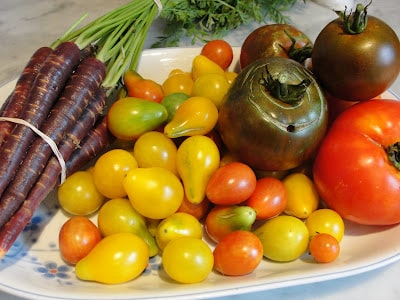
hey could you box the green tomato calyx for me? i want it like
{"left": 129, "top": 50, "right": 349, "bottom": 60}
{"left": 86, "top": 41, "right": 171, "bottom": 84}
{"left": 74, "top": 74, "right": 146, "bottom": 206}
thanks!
{"left": 387, "top": 142, "right": 400, "bottom": 170}
{"left": 335, "top": 1, "right": 372, "bottom": 34}
{"left": 281, "top": 30, "right": 313, "bottom": 63}
{"left": 260, "top": 65, "right": 311, "bottom": 104}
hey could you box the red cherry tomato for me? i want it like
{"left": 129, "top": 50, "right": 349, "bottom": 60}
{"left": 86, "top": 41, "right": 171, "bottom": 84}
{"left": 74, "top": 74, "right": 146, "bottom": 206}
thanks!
{"left": 58, "top": 216, "right": 102, "bottom": 265}
{"left": 245, "top": 177, "right": 287, "bottom": 220}
{"left": 213, "top": 230, "right": 263, "bottom": 276}
{"left": 309, "top": 233, "right": 340, "bottom": 263}
{"left": 205, "top": 162, "right": 257, "bottom": 205}
{"left": 201, "top": 40, "right": 234, "bottom": 70}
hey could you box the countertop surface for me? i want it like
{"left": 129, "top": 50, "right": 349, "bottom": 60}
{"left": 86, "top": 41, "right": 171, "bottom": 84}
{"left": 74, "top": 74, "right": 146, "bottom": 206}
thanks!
{"left": 1, "top": 1, "right": 400, "bottom": 299}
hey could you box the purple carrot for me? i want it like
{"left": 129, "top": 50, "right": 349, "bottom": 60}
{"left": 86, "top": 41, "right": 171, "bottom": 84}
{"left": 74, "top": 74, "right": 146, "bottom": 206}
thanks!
{"left": 0, "top": 47, "right": 53, "bottom": 146}
{"left": 0, "top": 42, "right": 81, "bottom": 198}
{"left": 0, "top": 88, "right": 107, "bottom": 258}
{"left": 0, "top": 56, "right": 106, "bottom": 228}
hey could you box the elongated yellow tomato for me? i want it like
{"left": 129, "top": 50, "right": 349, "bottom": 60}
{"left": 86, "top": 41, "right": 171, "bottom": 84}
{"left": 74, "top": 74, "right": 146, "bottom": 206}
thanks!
{"left": 155, "top": 212, "right": 203, "bottom": 250}
{"left": 176, "top": 135, "right": 220, "bottom": 204}
{"left": 97, "top": 198, "right": 159, "bottom": 256}
{"left": 191, "top": 74, "right": 230, "bottom": 108}
{"left": 191, "top": 55, "right": 226, "bottom": 80}
{"left": 164, "top": 96, "right": 218, "bottom": 138}
{"left": 123, "top": 167, "right": 184, "bottom": 219}
{"left": 283, "top": 173, "right": 319, "bottom": 219}
{"left": 133, "top": 131, "right": 178, "bottom": 175}
{"left": 75, "top": 232, "right": 149, "bottom": 284}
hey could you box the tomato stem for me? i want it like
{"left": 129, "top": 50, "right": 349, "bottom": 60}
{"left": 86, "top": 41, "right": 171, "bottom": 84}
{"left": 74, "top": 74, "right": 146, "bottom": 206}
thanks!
{"left": 260, "top": 65, "right": 311, "bottom": 103}
{"left": 387, "top": 142, "right": 400, "bottom": 170}
{"left": 335, "top": 0, "right": 372, "bottom": 34}
{"left": 282, "top": 30, "right": 313, "bottom": 63}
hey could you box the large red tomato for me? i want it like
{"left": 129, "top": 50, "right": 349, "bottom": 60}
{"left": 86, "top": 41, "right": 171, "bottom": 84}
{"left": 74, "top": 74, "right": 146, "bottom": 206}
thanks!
{"left": 313, "top": 99, "right": 400, "bottom": 225}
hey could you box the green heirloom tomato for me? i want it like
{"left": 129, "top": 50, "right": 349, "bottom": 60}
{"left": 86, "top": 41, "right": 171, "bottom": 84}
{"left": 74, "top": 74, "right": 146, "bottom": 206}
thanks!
{"left": 218, "top": 56, "right": 328, "bottom": 171}
{"left": 107, "top": 97, "right": 168, "bottom": 140}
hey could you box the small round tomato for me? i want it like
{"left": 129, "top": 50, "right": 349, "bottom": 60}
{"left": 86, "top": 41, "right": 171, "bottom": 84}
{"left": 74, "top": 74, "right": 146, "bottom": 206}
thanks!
{"left": 133, "top": 131, "right": 178, "bottom": 175}
{"left": 58, "top": 170, "right": 105, "bottom": 216}
{"left": 213, "top": 230, "right": 263, "bottom": 276}
{"left": 283, "top": 173, "right": 319, "bottom": 219}
{"left": 254, "top": 215, "right": 309, "bottom": 262}
{"left": 127, "top": 78, "right": 164, "bottom": 103}
{"left": 123, "top": 167, "right": 184, "bottom": 219}
{"left": 309, "top": 233, "right": 340, "bottom": 263}
{"left": 245, "top": 177, "right": 287, "bottom": 220}
{"left": 191, "top": 73, "right": 230, "bottom": 108}
{"left": 93, "top": 149, "right": 138, "bottom": 199}
{"left": 162, "top": 237, "right": 214, "bottom": 283}
{"left": 206, "top": 162, "right": 257, "bottom": 206}
{"left": 58, "top": 216, "right": 102, "bottom": 265}
{"left": 201, "top": 40, "right": 234, "bottom": 70}
{"left": 75, "top": 232, "right": 149, "bottom": 284}
{"left": 155, "top": 212, "right": 203, "bottom": 250}
{"left": 162, "top": 72, "right": 194, "bottom": 96}
{"left": 305, "top": 208, "right": 345, "bottom": 242}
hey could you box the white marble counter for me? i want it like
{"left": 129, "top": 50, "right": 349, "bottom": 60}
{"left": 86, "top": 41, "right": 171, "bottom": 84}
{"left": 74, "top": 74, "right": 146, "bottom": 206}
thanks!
{"left": 0, "top": 1, "right": 400, "bottom": 299}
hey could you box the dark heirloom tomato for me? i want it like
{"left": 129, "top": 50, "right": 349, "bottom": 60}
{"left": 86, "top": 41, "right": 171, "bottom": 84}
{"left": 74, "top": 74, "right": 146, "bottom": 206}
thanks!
{"left": 240, "top": 24, "right": 313, "bottom": 69}
{"left": 313, "top": 100, "right": 400, "bottom": 225}
{"left": 218, "top": 56, "right": 327, "bottom": 171}
{"left": 312, "top": 4, "right": 400, "bottom": 101}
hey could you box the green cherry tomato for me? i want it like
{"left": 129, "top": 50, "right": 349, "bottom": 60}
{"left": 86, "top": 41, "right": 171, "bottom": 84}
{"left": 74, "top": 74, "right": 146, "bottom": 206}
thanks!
{"left": 107, "top": 97, "right": 168, "bottom": 140}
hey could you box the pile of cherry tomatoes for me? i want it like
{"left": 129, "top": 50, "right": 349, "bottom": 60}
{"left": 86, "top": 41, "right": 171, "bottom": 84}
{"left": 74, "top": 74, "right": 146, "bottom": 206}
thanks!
{"left": 57, "top": 39, "right": 345, "bottom": 285}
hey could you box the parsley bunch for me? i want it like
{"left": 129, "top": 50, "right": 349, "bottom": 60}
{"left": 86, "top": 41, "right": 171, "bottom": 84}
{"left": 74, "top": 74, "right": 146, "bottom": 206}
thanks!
{"left": 154, "top": 0, "right": 304, "bottom": 47}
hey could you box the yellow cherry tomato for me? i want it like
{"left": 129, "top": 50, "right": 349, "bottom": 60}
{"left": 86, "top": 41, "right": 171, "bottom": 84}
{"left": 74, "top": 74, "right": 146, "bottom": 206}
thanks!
{"left": 254, "top": 215, "right": 309, "bottom": 262}
{"left": 191, "top": 74, "right": 230, "bottom": 108}
{"left": 58, "top": 170, "right": 105, "bottom": 216}
{"left": 162, "top": 237, "right": 214, "bottom": 283}
{"left": 93, "top": 149, "right": 138, "bottom": 199}
{"left": 176, "top": 135, "right": 220, "bottom": 204}
{"left": 283, "top": 172, "right": 319, "bottom": 219}
{"left": 155, "top": 212, "right": 203, "bottom": 250}
{"left": 133, "top": 131, "right": 178, "bottom": 175}
{"left": 75, "top": 232, "right": 149, "bottom": 284}
{"left": 123, "top": 167, "right": 184, "bottom": 219}
{"left": 305, "top": 208, "right": 345, "bottom": 242}
{"left": 191, "top": 54, "right": 226, "bottom": 80}
{"left": 162, "top": 72, "right": 194, "bottom": 96}
{"left": 164, "top": 96, "right": 218, "bottom": 138}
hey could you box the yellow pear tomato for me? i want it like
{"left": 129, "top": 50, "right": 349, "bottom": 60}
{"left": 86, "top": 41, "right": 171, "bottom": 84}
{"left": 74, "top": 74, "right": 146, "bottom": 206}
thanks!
{"left": 164, "top": 96, "right": 218, "bottom": 138}
{"left": 123, "top": 167, "right": 184, "bottom": 219}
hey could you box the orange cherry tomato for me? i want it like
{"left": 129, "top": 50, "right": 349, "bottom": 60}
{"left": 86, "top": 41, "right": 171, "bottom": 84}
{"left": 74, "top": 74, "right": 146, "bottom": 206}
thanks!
{"left": 58, "top": 216, "right": 102, "bottom": 265}
{"left": 245, "top": 177, "right": 288, "bottom": 220}
{"left": 205, "top": 162, "right": 257, "bottom": 205}
{"left": 309, "top": 233, "right": 340, "bottom": 263}
{"left": 201, "top": 40, "right": 234, "bottom": 70}
{"left": 177, "top": 195, "right": 211, "bottom": 220}
{"left": 213, "top": 230, "right": 263, "bottom": 276}
{"left": 127, "top": 78, "right": 164, "bottom": 103}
